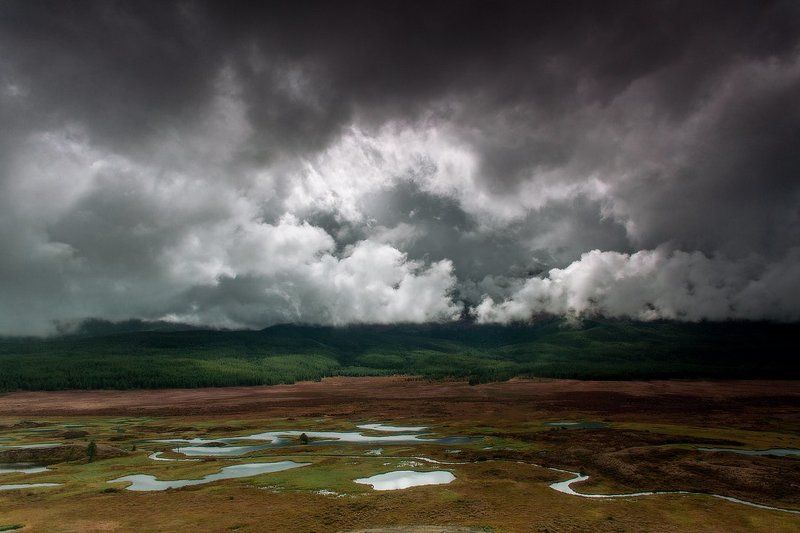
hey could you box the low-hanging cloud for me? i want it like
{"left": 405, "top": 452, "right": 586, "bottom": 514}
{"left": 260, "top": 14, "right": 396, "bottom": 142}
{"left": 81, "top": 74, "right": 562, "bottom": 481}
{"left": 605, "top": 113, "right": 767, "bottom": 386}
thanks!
{"left": 1, "top": 1, "right": 799, "bottom": 334}
{"left": 171, "top": 239, "right": 461, "bottom": 329}
{"left": 474, "top": 248, "right": 800, "bottom": 323}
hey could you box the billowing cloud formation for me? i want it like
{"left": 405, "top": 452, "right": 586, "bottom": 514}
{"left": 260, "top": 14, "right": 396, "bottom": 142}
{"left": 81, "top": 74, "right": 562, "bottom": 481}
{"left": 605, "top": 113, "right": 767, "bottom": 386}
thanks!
{"left": 0, "top": 1, "right": 799, "bottom": 334}
{"left": 474, "top": 248, "right": 800, "bottom": 323}
{"left": 174, "top": 239, "right": 460, "bottom": 329}
{"left": 0, "top": 119, "right": 460, "bottom": 334}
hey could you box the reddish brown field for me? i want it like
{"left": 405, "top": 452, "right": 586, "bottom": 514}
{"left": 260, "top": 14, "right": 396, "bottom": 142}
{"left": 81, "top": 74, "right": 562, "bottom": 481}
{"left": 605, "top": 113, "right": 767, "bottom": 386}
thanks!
{"left": 1, "top": 377, "right": 798, "bottom": 423}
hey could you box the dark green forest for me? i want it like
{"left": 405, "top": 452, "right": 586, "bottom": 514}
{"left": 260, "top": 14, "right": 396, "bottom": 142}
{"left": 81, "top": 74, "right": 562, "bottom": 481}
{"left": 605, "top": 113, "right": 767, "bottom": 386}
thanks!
{"left": 0, "top": 319, "right": 798, "bottom": 391}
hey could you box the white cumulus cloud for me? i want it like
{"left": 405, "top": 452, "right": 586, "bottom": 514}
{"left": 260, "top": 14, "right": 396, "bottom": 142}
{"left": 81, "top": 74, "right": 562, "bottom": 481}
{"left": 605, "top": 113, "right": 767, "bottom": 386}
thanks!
{"left": 474, "top": 248, "right": 800, "bottom": 323}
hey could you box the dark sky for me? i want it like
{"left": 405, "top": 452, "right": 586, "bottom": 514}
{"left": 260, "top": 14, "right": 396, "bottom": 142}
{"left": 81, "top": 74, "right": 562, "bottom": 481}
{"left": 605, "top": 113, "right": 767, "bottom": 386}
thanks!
{"left": 1, "top": 1, "right": 799, "bottom": 334}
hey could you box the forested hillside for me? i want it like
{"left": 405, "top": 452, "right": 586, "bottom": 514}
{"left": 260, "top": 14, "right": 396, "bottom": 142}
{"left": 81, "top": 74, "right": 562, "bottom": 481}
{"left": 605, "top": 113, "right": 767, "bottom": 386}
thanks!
{"left": 0, "top": 319, "right": 797, "bottom": 391}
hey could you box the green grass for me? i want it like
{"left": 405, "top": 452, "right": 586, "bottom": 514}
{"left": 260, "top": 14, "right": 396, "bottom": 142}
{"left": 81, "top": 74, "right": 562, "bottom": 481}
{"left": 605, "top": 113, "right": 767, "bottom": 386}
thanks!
{"left": 2, "top": 414, "right": 799, "bottom": 531}
{"left": 0, "top": 318, "right": 798, "bottom": 391}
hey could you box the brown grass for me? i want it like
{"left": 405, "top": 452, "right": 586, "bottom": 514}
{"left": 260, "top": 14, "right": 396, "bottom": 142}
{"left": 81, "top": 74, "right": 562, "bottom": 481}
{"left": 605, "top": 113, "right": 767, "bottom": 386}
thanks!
{"left": 1, "top": 378, "right": 799, "bottom": 532}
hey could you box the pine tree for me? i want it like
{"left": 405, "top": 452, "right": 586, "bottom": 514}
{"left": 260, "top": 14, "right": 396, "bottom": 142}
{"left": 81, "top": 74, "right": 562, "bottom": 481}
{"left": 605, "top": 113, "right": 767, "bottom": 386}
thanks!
{"left": 87, "top": 440, "right": 97, "bottom": 462}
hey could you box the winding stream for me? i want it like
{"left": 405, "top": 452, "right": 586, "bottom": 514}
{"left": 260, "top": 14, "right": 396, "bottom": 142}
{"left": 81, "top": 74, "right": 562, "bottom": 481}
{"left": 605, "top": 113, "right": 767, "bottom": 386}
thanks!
{"left": 697, "top": 447, "right": 800, "bottom": 457}
{"left": 548, "top": 468, "right": 800, "bottom": 515}
{"left": 543, "top": 421, "right": 608, "bottom": 430}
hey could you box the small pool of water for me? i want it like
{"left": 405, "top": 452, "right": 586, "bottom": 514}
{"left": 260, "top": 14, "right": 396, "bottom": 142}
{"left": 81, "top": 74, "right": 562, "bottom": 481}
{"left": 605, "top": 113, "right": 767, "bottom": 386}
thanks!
{"left": 354, "top": 470, "right": 455, "bottom": 491}
{"left": 0, "top": 443, "right": 62, "bottom": 450}
{"left": 357, "top": 423, "right": 427, "bottom": 432}
{"left": 697, "top": 447, "right": 800, "bottom": 457}
{"left": 148, "top": 452, "right": 199, "bottom": 462}
{"left": 156, "top": 427, "right": 472, "bottom": 457}
{"left": 239, "top": 430, "right": 441, "bottom": 444}
{"left": 0, "top": 483, "right": 61, "bottom": 491}
{"left": 108, "top": 461, "right": 310, "bottom": 491}
{"left": 0, "top": 463, "right": 49, "bottom": 474}
{"left": 175, "top": 444, "right": 274, "bottom": 457}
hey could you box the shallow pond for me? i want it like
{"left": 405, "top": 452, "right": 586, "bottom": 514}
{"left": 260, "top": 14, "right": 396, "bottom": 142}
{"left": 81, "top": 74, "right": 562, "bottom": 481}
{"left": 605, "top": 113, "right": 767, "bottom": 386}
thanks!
{"left": 0, "top": 483, "right": 60, "bottom": 491}
{"left": 354, "top": 470, "right": 455, "bottom": 490}
{"left": 175, "top": 444, "right": 274, "bottom": 457}
{"left": 357, "top": 423, "right": 427, "bottom": 432}
{"left": 156, "top": 427, "right": 471, "bottom": 457}
{"left": 108, "top": 461, "right": 310, "bottom": 491}
{"left": 0, "top": 443, "right": 61, "bottom": 450}
{"left": 147, "top": 452, "right": 198, "bottom": 462}
{"left": 235, "top": 429, "right": 456, "bottom": 444}
{"left": 0, "top": 463, "right": 49, "bottom": 474}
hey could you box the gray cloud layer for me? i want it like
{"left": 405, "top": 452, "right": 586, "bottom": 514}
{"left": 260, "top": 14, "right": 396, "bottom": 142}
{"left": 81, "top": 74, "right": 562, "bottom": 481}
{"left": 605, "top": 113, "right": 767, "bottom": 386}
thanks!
{"left": 1, "top": 1, "right": 799, "bottom": 334}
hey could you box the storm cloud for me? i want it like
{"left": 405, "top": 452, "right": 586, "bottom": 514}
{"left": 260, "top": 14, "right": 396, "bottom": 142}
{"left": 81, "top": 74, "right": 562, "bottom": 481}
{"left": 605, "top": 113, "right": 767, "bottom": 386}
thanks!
{"left": 1, "top": 1, "right": 799, "bottom": 334}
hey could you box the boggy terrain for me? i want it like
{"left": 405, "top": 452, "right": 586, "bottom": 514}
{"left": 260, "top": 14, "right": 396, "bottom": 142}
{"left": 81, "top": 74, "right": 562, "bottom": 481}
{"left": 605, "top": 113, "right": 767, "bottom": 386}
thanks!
{"left": 0, "top": 377, "right": 799, "bottom": 532}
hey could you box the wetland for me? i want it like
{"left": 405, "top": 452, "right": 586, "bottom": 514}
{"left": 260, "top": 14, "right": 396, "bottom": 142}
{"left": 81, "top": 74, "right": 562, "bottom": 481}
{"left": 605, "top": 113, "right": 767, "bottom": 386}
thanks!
{"left": 0, "top": 377, "right": 799, "bottom": 532}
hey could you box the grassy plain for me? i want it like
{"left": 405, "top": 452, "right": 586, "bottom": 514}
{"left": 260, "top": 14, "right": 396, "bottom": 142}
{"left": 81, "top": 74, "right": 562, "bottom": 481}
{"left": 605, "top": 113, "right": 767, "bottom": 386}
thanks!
{"left": 0, "top": 378, "right": 799, "bottom": 532}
